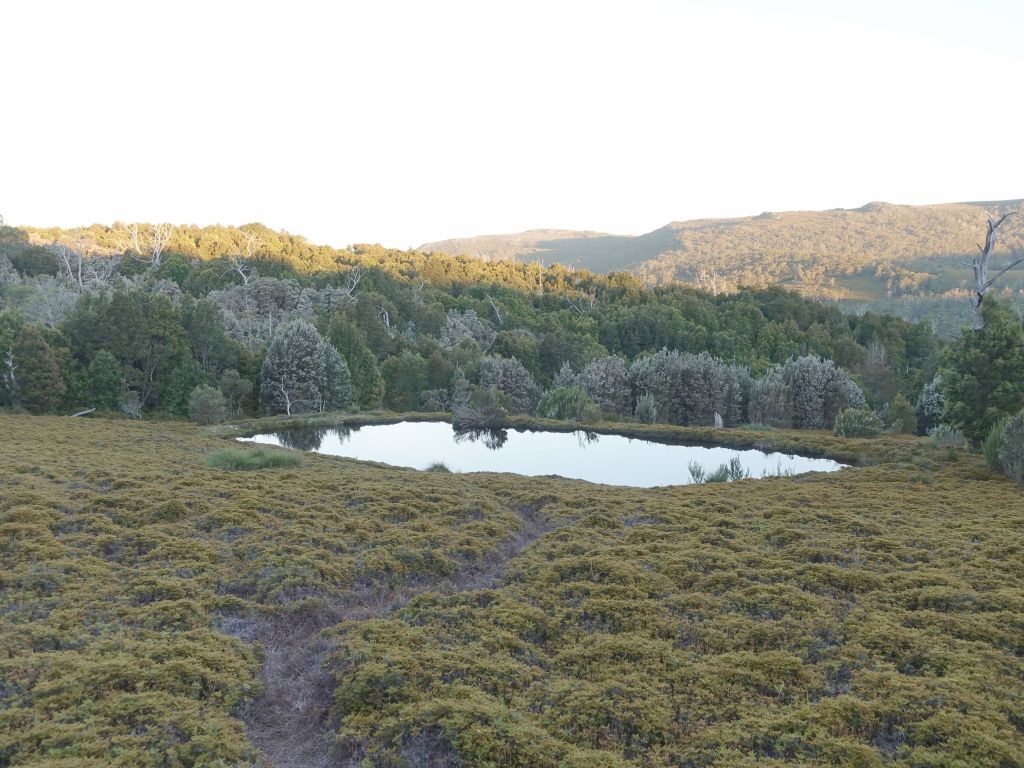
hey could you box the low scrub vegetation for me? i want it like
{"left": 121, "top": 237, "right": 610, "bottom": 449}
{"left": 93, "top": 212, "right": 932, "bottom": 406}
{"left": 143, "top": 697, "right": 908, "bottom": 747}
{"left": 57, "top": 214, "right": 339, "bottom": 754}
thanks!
{"left": 2, "top": 414, "right": 1022, "bottom": 766}
{"left": 833, "top": 407, "right": 884, "bottom": 438}
{"left": 984, "top": 409, "right": 1024, "bottom": 484}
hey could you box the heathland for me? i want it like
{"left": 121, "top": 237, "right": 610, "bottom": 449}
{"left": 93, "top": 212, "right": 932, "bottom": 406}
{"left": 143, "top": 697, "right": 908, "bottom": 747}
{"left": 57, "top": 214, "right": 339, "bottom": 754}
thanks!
{"left": 3, "top": 414, "right": 1024, "bottom": 766}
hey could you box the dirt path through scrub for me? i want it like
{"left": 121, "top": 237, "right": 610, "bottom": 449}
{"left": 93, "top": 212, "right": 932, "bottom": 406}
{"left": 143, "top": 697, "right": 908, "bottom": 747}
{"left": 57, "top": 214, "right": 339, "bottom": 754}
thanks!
{"left": 235, "top": 501, "right": 556, "bottom": 768}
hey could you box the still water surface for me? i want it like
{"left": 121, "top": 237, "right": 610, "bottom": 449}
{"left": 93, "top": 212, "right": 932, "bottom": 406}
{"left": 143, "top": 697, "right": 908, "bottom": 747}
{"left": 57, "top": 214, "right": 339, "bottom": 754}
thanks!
{"left": 241, "top": 421, "right": 844, "bottom": 488}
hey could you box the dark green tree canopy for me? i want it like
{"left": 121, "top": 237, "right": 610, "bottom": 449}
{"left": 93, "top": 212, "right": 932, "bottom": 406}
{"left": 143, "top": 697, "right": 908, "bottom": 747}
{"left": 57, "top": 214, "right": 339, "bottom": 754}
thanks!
{"left": 941, "top": 299, "right": 1024, "bottom": 444}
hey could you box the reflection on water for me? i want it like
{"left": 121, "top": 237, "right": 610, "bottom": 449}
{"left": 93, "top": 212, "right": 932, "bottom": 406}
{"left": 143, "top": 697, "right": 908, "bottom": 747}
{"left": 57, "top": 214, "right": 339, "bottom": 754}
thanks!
{"left": 240, "top": 420, "right": 846, "bottom": 488}
{"left": 275, "top": 426, "right": 353, "bottom": 452}
{"left": 453, "top": 427, "right": 508, "bottom": 450}
{"left": 275, "top": 427, "right": 326, "bottom": 452}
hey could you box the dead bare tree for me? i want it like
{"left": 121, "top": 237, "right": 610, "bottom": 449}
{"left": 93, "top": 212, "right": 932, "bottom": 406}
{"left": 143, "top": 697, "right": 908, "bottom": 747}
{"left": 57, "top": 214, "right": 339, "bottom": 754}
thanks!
{"left": 564, "top": 289, "right": 597, "bottom": 316}
{"left": 54, "top": 244, "right": 84, "bottom": 290}
{"left": 341, "top": 267, "right": 363, "bottom": 300}
{"left": 962, "top": 212, "right": 1021, "bottom": 330}
{"left": 3, "top": 348, "right": 16, "bottom": 394}
{"left": 120, "top": 223, "right": 142, "bottom": 256}
{"left": 150, "top": 223, "right": 173, "bottom": 267}
{"left": 376, "top": 305, "right": 393, "bottom": 336}
{"left": 226, "top": 231, "right": 261, "bottom": 285}
{"left": 228, "top": 254, "right": 252, "bottom": 285}
{"left": 243, "top": 230, "right": 261, "bottom": 260}
{"left": 121, "top": 223, "right": 174, "bottom": 268}
{"left": 486, "top": 294, "right": 503, "bottom": 326}
{"left": 695, "top": 266, "right": 721, "bottom": 296}
{"left": 83, "top": 254, "right": 120, "bottom": 287}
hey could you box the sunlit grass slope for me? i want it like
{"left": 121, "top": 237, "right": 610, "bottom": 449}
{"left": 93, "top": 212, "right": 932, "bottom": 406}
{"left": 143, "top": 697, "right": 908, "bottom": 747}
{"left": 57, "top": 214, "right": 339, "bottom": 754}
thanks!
{"left": 2, "top": 414, "right": 1023, "bottom": 766}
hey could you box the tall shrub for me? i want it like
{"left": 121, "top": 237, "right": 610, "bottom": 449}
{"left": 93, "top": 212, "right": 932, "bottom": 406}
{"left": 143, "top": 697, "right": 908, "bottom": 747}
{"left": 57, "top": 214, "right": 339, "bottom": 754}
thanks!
{"left": 941, "top": 299, "right": 1024, "bottom": 444}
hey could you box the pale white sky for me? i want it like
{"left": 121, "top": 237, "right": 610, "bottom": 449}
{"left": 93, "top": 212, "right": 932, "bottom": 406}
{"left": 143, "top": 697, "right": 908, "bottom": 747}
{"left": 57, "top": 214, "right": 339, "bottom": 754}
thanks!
{"left": 2, "top": 0, "right": 1022, "bottom": 248}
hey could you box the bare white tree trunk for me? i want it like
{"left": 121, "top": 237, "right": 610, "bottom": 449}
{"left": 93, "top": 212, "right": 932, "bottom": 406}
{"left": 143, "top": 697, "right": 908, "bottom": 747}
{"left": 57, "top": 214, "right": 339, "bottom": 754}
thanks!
{"left": 229, "top": 253, "right": 252, "bottom": 285}
{"left": 277, "top": 383, "right": 293, "bottom": 416}
{"left": 965, "top": 213, "right": 1021, "bottom": 330}
{"left": 55, "top": 244, "right": 84, "bottom": 291}
{"left": 486, "top": 294, "right": 503, "bottom": 326}
{"left": 3, "top": 348, "right": 16, "bottom": 394}
{"left": 150, "top": 223, "right": 173, "bottom": 267}
{"left": 121, "top": 223, "right": 174, "bottom": 268}
{"left": 377, "top": 305, "right": 393, "bottom": 335}
{"left": 341, "top": 267, "right": 362, "bottom": 300}
{"left": 564, "top": 289, "right": 596, "bottom": 316}
{"left": 122, "top": 223, "right": 143, "bottom": 255}
{"left": 696, "top": 266, "right": 721, "bottom": 296}
{"left": 228, "top": 230, "right": 262, "bottom": 285}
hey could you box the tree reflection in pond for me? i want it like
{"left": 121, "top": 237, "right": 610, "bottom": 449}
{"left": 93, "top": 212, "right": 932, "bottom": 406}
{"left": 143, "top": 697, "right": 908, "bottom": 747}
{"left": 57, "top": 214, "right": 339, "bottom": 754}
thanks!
{"left": 241, "top": 421, "right": 846, "bottom": 488}
{"left": 453, "top": 427, "right": 508, "bottom": 450}
{"left": 275, "top": 427, "right": 328, "bottom": 452}
{"left": 275, "top": 426, "right": 353, "bottom": 451}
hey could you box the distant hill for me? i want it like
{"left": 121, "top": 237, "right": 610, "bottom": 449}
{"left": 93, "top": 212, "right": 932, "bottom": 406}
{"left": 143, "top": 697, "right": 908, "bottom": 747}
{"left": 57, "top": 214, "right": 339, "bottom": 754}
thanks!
{"left": 420, "top": 227, "right": 682, "bottom": 275}
{"left": 420, "top": 201, "right": 1024, "bottom": 303}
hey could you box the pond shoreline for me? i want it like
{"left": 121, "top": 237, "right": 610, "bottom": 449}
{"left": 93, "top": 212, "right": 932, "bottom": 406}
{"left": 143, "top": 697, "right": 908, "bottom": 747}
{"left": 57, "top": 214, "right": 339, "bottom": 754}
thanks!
{"left": 211, "top": 410, "right": 918, "bottom": 466}
{"left": 232, "top": 417, "right": 849, "bottom": 487}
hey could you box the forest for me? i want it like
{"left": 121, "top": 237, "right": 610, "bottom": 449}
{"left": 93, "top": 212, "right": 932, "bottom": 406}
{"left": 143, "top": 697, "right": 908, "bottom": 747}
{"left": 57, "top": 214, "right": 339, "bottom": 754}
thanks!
{"left": 0, "top": 221, "right": 944, "bottom": 432}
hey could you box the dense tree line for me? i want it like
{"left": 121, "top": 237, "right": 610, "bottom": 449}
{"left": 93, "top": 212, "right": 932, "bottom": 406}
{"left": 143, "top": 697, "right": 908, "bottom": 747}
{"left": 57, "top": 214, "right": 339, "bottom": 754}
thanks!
{"left": 0, "top": 221, "right": 964, "bottom": 433}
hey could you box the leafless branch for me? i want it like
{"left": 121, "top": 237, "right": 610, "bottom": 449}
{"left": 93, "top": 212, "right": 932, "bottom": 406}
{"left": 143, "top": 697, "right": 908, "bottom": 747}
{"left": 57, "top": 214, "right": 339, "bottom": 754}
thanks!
{"left": 342, "top": 267, "right": 362, "bottom": 299}
{"left": 376, "top": 305, "right": 393, "bottom": 335}
{"left": 968, "top": 212, "right": 1016, "bottom": 330}
{"left": 486, "top": 295, "right": 503, "bottom": 326}
{"left": 227, "top": 253, "right": 252, "bottom": 285}
{"left": 54, "top": 244, "right": 84, "bottom": 290}
{"left": 982, "top": 253, "right": 1024, "bottom": 293}
{"left": 564, "top": 296, "right": 584, "bottom": 315}
{"left": 151, "top": 223, "right": 173, "bottom": 266}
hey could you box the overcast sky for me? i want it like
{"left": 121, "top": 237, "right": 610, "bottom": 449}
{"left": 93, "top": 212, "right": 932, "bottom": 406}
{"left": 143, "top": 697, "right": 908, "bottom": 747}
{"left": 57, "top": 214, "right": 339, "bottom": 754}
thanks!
{"left": 3, "top": 0, "right": 1022, "bottom": 248}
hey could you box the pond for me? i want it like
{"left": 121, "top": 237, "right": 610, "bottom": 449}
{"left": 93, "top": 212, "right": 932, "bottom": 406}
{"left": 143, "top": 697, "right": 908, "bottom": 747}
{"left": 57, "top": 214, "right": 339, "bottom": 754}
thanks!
{"left": 240, "top": 421, "right": 845, "bottom": 488}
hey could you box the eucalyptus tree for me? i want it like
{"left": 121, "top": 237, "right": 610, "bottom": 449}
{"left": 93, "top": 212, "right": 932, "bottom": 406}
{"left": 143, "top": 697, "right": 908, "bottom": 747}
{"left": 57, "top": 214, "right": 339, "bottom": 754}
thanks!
{"left": 260, "top": 319, "right": 349, "bottom": 415}
{"left": 478, "top": 355, "right": 541, "bottom": 414}
{"left": 964, "top": 213, "right": 1021, "bottom": 330}
{"left": 576, "top": 355, "right": 631, "bottom": 415}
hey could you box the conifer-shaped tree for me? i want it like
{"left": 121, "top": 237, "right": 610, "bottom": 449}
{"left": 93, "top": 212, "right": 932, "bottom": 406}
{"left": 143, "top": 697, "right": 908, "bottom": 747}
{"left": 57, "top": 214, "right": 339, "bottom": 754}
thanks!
{"left": 9, "top": 326, "right": 66, "bottom": 413}
{"left": 327, "top": 313, "right": 383, "bottom": 409}
{"left": 942, "top": 299, "right": 1024, "bottom": 444}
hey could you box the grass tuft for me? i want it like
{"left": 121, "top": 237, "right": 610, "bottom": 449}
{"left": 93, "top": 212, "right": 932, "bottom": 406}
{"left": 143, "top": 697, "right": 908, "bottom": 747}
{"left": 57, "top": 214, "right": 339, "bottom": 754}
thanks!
{"left": 206, "top": 446, "right": 303, "bottom": 470}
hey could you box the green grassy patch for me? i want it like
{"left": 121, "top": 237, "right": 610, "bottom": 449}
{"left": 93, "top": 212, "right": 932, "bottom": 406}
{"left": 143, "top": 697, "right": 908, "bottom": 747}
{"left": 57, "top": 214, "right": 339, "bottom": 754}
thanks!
{"left": 205, "top": 445, "right": 304, "bottom": 470}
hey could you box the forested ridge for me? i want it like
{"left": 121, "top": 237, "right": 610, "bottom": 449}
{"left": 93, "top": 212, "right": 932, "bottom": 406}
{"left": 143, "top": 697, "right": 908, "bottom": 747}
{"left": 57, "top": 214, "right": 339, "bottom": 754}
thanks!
{"left": 421, "top": 200, "right": 1024, "bottom": 334}
{"left": 0, "top": 220, "right": 942, "bottom": 427}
